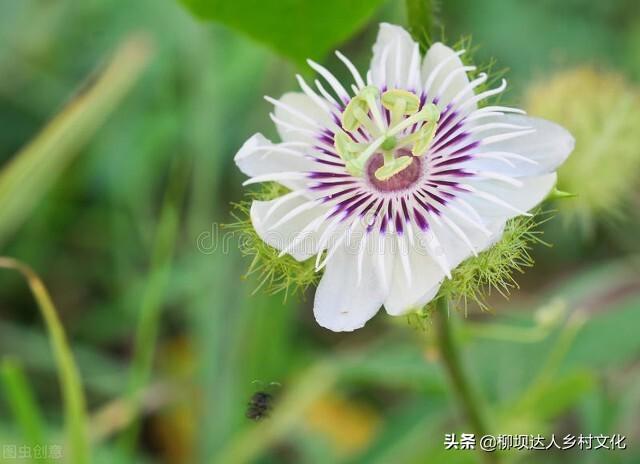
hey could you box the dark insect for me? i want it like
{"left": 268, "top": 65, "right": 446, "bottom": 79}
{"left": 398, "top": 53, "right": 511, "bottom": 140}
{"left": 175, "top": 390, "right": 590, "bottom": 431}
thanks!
{"left": 245, "top": 381, "right": 280, "bottom": 421}
{"left": 245, "top": 391, "right": 274, "bottom": 421}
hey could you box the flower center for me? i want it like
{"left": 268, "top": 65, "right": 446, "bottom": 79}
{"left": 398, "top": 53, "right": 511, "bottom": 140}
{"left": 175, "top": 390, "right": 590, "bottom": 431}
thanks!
{"left": 333, "top": 86, "right": 440, "bottom": 181}
{"left": 366, "top": 149, "right": 423, "bottom": 192}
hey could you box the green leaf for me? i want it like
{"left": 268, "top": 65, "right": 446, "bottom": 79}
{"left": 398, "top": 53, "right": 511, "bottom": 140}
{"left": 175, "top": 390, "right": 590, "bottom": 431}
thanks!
{"left": 512, "top": 370, "right": 596, "bottom": 421}
{"left": 564, "top": 295, "right": 640, "bottom": 369}
{"left": 178, "top": 0, "right": 386, "bottom": 62}
{"left": 354, "top": 401, "right": 447, "bottom": 464}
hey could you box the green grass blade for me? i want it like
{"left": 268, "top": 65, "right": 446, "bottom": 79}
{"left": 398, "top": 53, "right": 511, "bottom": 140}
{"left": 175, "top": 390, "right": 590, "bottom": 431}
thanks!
{"left": 0, "top": 357, "right": 50, "bottom": 463}
{"left": 120, "top": 157, "right": 189, "bottom": 451}
{"left": 0, "top": 34, "right": 153, "bottom": 247}
{"left": 0, "top": 258, "right": 89, "bottom": 463}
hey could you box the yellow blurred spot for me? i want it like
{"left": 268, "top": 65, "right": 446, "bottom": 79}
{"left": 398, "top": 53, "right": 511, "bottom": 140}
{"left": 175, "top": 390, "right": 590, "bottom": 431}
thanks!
{"left": 150, "top": 337, "right": 197, "bottom": 464}
{"left": 304, "top": 393, "right": 380, "bottom": 457}
{"left": 424, "top": 345, "right": 440, "bottom": 363}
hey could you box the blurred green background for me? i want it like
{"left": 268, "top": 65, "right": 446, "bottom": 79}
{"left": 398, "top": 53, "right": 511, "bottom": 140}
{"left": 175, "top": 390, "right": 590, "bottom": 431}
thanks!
{"left": 1, "top": 0, "right": 640, "bottom": 463}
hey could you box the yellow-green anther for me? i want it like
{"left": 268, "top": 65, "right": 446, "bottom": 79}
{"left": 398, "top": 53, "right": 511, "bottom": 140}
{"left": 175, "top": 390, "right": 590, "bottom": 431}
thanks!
{"left": 382, "top": 89, "right": 420, "bottom": 128}
{"left": 352, "top": 106, "right": 380, "bottom": 136}
{"left": 359, "top": 85, "right": 380, "bottom": 103}
{"left": 381, "top": 89, "right": 420, "bottom": 114}
{"left": 421, "top": 103, "right": 440, "bottom": 122}
{"left": 412, "top": 120, "right": 438, "bottom": 156}
{"left": 387, "top": 103, "right": 440, "bottom": 138}
{"left": 335, "top": 130, "right": 369, "bottom": 177}
{"left": 341, "top": 86, "right": 381, "bottom": 133}
{"left": 411, "top": 104, "right": 440, "bottom": 156}
{"left": 361, "top": 86, "right": 384, "bottom": 130}
{"left": 334, "top": 131, "right": 357, "bottom": 160}
{"left": 375, "top": 155, "right": 413, "bottom": 181}
{"left": 341, "top": 96, "right": 369, "bottom": 132}
{"left": 381, "top": 136, "right": 397, "bottom": 151}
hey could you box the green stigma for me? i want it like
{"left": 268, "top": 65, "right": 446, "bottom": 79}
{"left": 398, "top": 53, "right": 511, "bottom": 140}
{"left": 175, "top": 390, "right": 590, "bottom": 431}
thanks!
{"left": 381, "top": 135, "right": 397, "bottom": 151}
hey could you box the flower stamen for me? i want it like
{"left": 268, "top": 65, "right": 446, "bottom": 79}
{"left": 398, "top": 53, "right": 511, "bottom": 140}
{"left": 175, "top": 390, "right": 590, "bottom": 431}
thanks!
{"left": 374, "top": 154, "right": 413, "bottom": 181}
{"left": 335, "top": 87, "right": 441, "bottom": 181}
{"left": 381, "top": 89, "right": 420, "bottom": 127}
{"left": 411, "top": 118, "right": 439, "bottom": 156}
{"left": 341, "top": 86, "right": 382, "bottom": 134}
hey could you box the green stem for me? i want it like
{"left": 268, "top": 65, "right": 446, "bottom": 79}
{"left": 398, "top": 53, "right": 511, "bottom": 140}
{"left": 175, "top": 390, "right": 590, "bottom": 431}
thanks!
{"left": 435, "top": 297, "right": 499, "bottom": 464}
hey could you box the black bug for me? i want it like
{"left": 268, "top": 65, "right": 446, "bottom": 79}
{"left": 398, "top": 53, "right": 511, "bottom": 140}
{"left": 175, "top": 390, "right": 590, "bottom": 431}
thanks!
{"left": 245, "top": 381, "right": 280, "bottom": 421}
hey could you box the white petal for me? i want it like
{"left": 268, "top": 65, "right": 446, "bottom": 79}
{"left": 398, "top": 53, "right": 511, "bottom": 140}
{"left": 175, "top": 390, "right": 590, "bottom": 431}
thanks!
{"left": 422, "top": 43, "right": 474, "bottom": 109}
{"left": 273, "top": 92, "right": 333, "bottom": 144}
{"left": 431, "top": 213, "right": 505, "bottom": 268}
{"left": 468, "top": 115, "right": 575, "bottom": 177}
{"left": 384, "top": 241, "right": 444, "bottom": 316}
{"left": 383, "top": 210, "right": 504, "bottom": 317}
{"left": 250, "top": 196, "right": 328, "bottom": 261}
{"left": 463, "top": 173, "right": 557, "bottom": 222}
{"left": 370, "top": 23, "right": 419, "bottom": 89}
{"left": 336, "top": 51, "right": 366, "bottom": 89}
{"left": 313, "top": 246, "right": 388, "bottom": 332}
{"left": 234, "top": 133, "right": 315, "bottom": 191}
